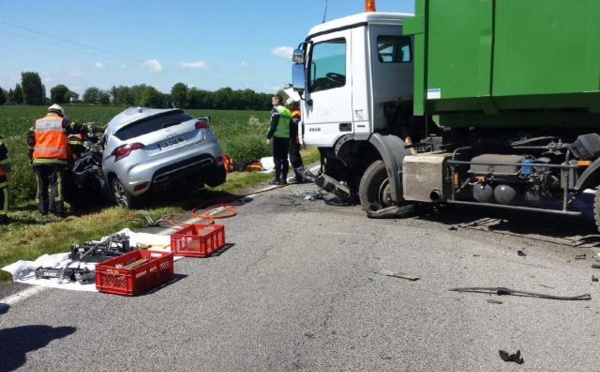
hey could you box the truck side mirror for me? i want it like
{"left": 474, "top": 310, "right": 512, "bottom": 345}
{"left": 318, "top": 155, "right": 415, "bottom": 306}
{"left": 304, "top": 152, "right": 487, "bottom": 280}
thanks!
{"left": 292, "top": 63, "right": 305, "bottom": 93}
{"left": 292, "top": 48, "right": 304, "bottom": 64}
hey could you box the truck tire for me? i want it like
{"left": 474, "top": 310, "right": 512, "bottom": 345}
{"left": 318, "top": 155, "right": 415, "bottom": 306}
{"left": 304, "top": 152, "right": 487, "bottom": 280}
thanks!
{"left": 359, "top": 160, "right": 415, "bottom": 218}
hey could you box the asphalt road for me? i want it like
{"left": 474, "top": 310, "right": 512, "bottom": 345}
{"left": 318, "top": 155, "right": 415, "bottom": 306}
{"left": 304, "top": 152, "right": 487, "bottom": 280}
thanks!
{"left": 1, "top": 181, "right": 600, "bottom": 371}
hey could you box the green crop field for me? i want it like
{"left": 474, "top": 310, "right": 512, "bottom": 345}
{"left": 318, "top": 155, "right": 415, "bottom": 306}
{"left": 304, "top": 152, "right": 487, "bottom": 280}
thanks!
{"left": 0, "top": 105, "right": 273, "bottom": 205}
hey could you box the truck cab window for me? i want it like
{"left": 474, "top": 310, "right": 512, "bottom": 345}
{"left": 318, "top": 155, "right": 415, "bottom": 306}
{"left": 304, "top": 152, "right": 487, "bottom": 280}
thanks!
{"left": 377, "top": 35, "right": 411, "bottom": 63}
{"left": 309, "top": 38, "right": 346, "bottom": 92}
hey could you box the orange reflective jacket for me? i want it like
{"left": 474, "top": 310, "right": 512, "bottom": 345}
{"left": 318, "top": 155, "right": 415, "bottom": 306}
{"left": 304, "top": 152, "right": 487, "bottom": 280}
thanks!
{"left": 33, "top": 114, "right": 68, "bottom": 161}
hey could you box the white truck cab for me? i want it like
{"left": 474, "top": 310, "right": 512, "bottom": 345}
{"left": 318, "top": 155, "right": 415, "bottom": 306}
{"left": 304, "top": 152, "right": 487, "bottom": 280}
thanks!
{"left": 293, "top": 12, "right": 414, "bottom": 148}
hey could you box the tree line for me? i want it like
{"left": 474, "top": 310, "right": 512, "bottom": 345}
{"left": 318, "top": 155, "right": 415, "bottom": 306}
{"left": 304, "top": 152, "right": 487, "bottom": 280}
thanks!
{"left": 0, "top": 72, "right": 279, "bottom": 110}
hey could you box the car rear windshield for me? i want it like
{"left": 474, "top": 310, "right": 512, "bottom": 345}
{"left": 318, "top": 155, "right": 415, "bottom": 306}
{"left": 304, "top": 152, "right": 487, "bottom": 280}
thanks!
{"left": 115, "top": 111, "right": 195, "bottom": 141}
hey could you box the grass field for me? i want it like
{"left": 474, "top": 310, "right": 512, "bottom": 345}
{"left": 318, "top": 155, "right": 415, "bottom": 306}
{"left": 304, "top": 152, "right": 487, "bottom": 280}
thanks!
{"left": 0, "top": 105, "right": 319, "bottom": 280}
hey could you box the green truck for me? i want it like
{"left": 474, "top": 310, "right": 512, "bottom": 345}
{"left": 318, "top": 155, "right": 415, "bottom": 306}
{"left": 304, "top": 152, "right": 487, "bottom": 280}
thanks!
{"left": 291, "top": 0, "right": 600, "bottom": 230}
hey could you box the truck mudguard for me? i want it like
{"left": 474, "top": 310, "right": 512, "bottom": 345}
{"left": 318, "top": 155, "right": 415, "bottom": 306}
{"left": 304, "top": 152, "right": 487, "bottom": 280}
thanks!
{"left": 367, "top": 133, "right": 408, "bottom": 202}
{"left": 574, "top": 158, "right": 600, "bottom": 193}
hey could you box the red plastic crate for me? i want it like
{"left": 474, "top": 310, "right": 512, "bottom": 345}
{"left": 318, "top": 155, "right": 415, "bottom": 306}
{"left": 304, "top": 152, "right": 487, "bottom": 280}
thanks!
{"left": 170, "top": 224, "right": 225, "bottom": 257}
{"left": 95, "top": 250, "right": 174, "bottom": 296}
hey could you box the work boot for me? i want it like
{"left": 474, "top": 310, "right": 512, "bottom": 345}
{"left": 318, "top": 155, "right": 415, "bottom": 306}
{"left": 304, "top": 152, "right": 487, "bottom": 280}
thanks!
{"left": 269, "top": 178, "right": 281, "bottom": 186}
{"left": 281, "top": 173, "right": 288, "bottom": 185}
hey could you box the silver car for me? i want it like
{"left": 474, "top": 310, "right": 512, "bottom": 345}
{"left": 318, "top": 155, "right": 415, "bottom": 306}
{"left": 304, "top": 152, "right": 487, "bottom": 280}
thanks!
{"left": 102, "top": 107, "right": 226, "bottom": 208}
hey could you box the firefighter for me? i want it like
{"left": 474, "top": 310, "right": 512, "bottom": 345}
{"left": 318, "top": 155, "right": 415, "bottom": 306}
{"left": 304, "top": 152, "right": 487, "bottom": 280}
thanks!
{"left": 287, "top": 100, "right": 306, "bottom": 183}
{"left": 266, "top": 95, "right": 291, "bottom": 185}
{"left": 27, "top": 104, "right": 89, "bottom": 217}
{"left": 0, "top": 135, "right": 11, "bottom": 224}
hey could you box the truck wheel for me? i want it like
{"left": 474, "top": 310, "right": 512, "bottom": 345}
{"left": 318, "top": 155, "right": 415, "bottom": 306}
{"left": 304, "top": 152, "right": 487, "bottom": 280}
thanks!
{"left": 359, "top": 160, "right": 415, "bottom": 218}
{"left": 111, "top": 178, "right": 136, "bottom": 209}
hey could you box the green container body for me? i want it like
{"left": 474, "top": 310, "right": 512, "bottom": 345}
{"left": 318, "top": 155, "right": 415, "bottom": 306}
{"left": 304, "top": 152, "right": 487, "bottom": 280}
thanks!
{"left": 403, "top": 0, "right": 600, "bottom": 128}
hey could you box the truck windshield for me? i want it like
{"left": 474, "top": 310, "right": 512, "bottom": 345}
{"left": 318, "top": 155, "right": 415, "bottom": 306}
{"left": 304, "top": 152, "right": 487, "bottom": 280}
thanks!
{"left": 309, "top": 38, "right": 346, "bottom": 92}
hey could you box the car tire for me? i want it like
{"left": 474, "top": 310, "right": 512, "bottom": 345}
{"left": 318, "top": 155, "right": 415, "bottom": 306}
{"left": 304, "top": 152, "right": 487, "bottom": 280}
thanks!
{"left": 111, "top": 177, "right": 136, "bottom": 209}
{"left": 205, "top": 165, "right": 227, "bottom": 187}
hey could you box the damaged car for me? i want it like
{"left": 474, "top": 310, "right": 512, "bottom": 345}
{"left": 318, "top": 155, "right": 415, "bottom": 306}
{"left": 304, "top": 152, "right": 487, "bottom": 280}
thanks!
{"left": 102, "top": 107, "right": 226, "bottom": 208}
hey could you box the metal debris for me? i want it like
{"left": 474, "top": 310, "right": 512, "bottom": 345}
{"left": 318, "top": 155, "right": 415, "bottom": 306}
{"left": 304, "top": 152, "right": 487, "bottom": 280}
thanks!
{"left": 499, "top": 350, "right": 524, "bottom": 364}
{"left": 449, "top": 286, "right": 591, "bottom": 301}
{"left": 379, "top": 269, "right": 420, "bottom": 281}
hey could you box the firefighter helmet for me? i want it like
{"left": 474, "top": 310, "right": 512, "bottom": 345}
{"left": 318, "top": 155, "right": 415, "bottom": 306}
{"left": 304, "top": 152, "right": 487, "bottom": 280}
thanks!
{"left": 48, "top": 104, "right": 65, "bottom": 116}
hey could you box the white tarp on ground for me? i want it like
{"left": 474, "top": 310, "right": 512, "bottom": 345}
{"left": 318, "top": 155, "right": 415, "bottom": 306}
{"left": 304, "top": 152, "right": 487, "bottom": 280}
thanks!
{"left": 1, "top": 228, "right": 179, "bottom": 292}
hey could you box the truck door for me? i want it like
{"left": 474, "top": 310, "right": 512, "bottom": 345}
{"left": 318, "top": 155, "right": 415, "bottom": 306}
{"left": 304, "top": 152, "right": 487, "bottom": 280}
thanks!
{"left": 369, "top": 25, "right": 414, "bottom": 133}
{"left": 303, "top": 30, "right": 353, "bottom": 147}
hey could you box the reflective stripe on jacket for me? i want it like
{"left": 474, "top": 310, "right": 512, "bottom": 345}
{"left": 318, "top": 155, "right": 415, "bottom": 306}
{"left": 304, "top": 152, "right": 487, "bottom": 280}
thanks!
{"left": 33, "top": 114, "right": 69, "bottom": 162}
{"left": 273, "top": 105, "right": 291, "bottom": 139}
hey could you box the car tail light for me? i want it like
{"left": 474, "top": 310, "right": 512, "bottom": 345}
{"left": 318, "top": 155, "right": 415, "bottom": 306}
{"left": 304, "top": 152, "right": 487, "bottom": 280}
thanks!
{"left": 195, "top": 120, "right": 210, "bottom": 129}
{"left": 112, "top": 142, "right": 144, "bottom": 161}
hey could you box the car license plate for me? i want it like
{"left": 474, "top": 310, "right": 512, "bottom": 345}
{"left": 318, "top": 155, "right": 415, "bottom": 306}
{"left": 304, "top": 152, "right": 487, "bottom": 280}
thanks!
{"left": 158, "top": 136, "right": 186, "bottom": 150}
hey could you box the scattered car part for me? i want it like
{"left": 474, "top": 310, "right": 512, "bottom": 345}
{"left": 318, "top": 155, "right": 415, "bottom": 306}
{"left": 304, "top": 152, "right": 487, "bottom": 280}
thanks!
{"left": 69, "top": 233, "right": 132, "bottom": 262}
{"left": 499, "top": 350, "right": 524, "bottom": 364}
{"left": 449, "top": 286, "right": 591, "bottom": 301}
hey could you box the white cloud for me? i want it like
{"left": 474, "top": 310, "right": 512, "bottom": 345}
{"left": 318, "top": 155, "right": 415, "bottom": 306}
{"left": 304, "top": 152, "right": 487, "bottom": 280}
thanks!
{"left": 142, "top": 59, "right": 163, "bottom": 72}
{"left": 270, "top": 46, "right": 293, "bottom": 59}
{"left": 95, "top": 62, "right": 105, "bottom": 69}
{"left": 181, "top": 60, "right": 208, "bottom": 69}
{"left": 240, "top": 61, "right": 249, "bottom": 67}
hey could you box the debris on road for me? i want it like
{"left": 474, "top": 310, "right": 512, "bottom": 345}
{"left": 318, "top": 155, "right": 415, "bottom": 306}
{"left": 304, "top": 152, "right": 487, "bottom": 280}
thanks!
{"left": 449, "top": 286, "right": 591, "bottom": 301}
{"left": 304, "top": 191, "right": 326, "bottom": 201}
{"left": 592, "top": 275, "right": 599, "bottom": 283}
{"left": 517, "top": 250, "right": 527, "bottom": 257}
{"left": 499, "top": 350, "right": 524, "bottom": 364}
{"left": 575, "top": 253, "right": 587, "bottom": 260}
{"left": 592, "top": 264, "right": 600, "bottom": 269}
{"left": 486, "top": 299, "right": 503, "bottom": 304}
{"left": 379, "top": 269, "right": 420, "bottom": 281}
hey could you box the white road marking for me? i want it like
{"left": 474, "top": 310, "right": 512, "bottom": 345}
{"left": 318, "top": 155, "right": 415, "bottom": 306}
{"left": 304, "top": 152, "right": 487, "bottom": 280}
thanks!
{"left": 1, "top": 285, "right": 48, "bottom": 306}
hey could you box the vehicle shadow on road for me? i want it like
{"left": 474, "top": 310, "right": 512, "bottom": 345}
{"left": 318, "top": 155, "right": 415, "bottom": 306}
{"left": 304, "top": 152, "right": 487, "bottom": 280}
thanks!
{"left": 417, "top": 205, "right": 600, "bottom": 246}
{"left": 141, "top": 189, "right": 255, "bottom": 212}
{"left": 0, "top": 325, "right": 76, "bottom": 372}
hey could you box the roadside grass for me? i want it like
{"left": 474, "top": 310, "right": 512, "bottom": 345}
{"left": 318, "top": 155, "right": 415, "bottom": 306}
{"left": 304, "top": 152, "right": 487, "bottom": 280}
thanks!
{"left": 0, "top": 146, "right": 320, "bottom": 281}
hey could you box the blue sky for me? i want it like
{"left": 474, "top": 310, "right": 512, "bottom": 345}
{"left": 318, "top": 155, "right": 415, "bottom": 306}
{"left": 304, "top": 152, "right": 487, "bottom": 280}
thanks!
{"left": 0, "top": 0, "right": 414, "bottom": 96}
